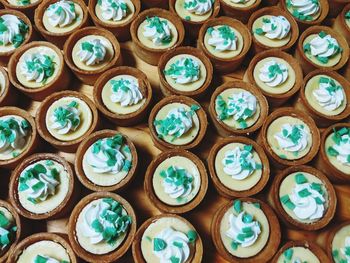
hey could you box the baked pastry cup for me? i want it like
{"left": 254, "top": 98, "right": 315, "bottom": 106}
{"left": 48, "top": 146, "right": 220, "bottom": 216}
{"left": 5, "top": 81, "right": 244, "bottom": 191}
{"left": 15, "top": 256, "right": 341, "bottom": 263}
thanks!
{"left": 68, "top": 191, "right": 137, "bottom": 262}
{"left": 208, "top": 136, "right": 270, "bottom": 198}
{"left": 8, "top": 41, "right": 71, "bottom": 101}
{"left": 326, "top": 221, "right": 350, "bottom": 263}
{"left": 294, "top": 69, "right": 350, "bottom": 127}
{"left": 169, "top": 0, "right": 220, "bottom": 39}
{"left": 209, "top": 80, "right": 268, "bottom": 137}
{"left": 0, "top": 200, "right": 22, "bottom": 263}
{"left": 271, "top": 240, "right": 330, "bottom": 263}
{"left": 89, "top": 0, "right": 141, "bottom": 42}
{"left": 144, "top": 149, "right": 208, "bottom": 213}
{"left": 9, "top": 153, "right": 79, "bottom": 220}
{"left": 7, "top": 232, "right": 78, "bottom": 263}
{"left": 248, "top": 6, "right": 299, "bottom": 54}
{"left": 130, "top": 8, "right": 185, "bottom": 66}
{"left": 315, "top": 122, "right": 350, "bottom": 183}
{"left": 198, "top": 16, "right": 252, "bottom": 73}
{"left": 280, "top": 0, "right": 329, "bottom": 30}
{"left": 0, "top": 67, "right": 18, "bottom": 106}
{"left": 75, "top": 129, "right": 138, "bottom": 192}
{"left": 36, "top": 90, "right": 99, "bottom": 152}
{"left": 0, "top": 0, "right": 42, "bottom": 21}
{"left": 64, "top": 26, "right": 122, "bottom": 85}
{"left": 269, "top": 165, "right": 336, "bottom": 230}
{"left": 295, "top": 26, "right": 349, "bottom": 74}
{"left": 148, "top": 95, "right": 207, "bottom": 151}
{"left": 333, "top": 3, "right": 350, "bottom": 46}
{"left": 158, "top": 46, "right": 213, "bottom": 99}
{"left": 211, "top": 197, "right": 280, "bottom": 262}
{"left": 258, "top": 107, "right": 320, "bottom": 168}
{"left": 219, "top": 0, "right": 261, "bottom": 24}
{"left": 0, "top": 10, "right": 34, "bottom": 66}
{"left": 0, "top": 106, "right": 38, "bottom": 169}
{"left": 244, "top": 49, "right": 303, "bottom": 108}
{"left": 132, "top": 213, "right": 203, "bottom": 263}
{"left": 93, "top": 66, "right": 152, "bottom": 126}
{"left": 34, "top": 0, "right": 89, "bottom": 49}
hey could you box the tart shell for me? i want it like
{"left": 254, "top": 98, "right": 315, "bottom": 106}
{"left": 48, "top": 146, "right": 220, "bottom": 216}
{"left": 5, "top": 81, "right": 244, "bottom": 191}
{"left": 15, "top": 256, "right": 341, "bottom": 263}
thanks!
{"left": 219, "top": 0, "right": 261, "bottom": 24}
{"left": 325, "top": 220, "right": 350, "bottom": 261}
{"left": 0, "top": 67, "right": 18, "bottom": 106}
{"left": 333, "top": 3, "right": 350, "bottom": 46}
{"left": 0, "top": 0, "right": 42, "bottom": 21}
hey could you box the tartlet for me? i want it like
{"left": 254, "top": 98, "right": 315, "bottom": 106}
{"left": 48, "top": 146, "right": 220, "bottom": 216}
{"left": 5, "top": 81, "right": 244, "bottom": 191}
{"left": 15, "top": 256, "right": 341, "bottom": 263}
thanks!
{"left": 148, "top": 95, "right": 207, "bottom": 151}
{"left": 7, "top": 232, "right": 77, "bottom": 263}
{"left": 132, "top": 213, "right": 203, "bottom": 263}
{"left": 0, "top": 67, "right": 17, "bottom": 106}
{"left": 0, "top": 106, "right": 38, "bottom": 169}
{"left": 0, "top": 10, "right": 33, "bottom": 66}
{"left": 244, "top": 49, "right": 303, "bottom": 108}
{"left": 34, "top": 0, "right": 89, "bottom": 49}
{"left": 326, "top": 221, "right": 350, "bottom": 263}
{"left": 209, "top": 80, "right": 268, "bottom": 137}
{"left": 8, "top": 41, "right": 70, "bottom": 101}
{"left": 68, "top": 191, "right": 137, "bottom": 262}
{"left": 294, "top": 69, "right": 350, "bottom": 127}
{"left": 269, "top": 165, "right": 336, "bottom": 230}
{"left": 208, "top": 136, "right": 270, "bottom": 198}
{"left": 248, "top": 6, "right": 299, "bottom": 54}
{"left": 158, "top": 46, "right": 213, "bottom": 98}
{"left": 211, "top": 198, "right": 280, "bottom": 262}
{"left": 75, "top": 129, "right": 138, "bottom": 192}
{"left": 333, "top": 3, "right": 350, "bottom": 46}
{"left": 0, "top": 0, "right": 42, "bottom": 20}
{"left": 295, "top": 26, "right": 349, "bottom": 74}
{"left": 36, "top": 90, "right": 99, "bottom": 152}
{"left": 93, "top": 66, "right": 152, "bottom": 126}
{"left": 9, "top": 153, "right": 78, "bottom": 220}
{"left": 198, "top": 16, "right": 252, "bottom": 73}
{"left": 144, "top": 149, "right": 208, "bottom": 213}
{"left": 219, "top": 0, "right": 261, "bottom": 24}
{"left": 169, "top": 0, "right": 220, "bottom": 39}
{"left": 130, "top": 8, "right": 185, "bottom": 65}
{"left": 89, "top": 0, "right": 141, "bottom": 42}
{"left": 64, "top": 26, "right": 122, "bottom": 85}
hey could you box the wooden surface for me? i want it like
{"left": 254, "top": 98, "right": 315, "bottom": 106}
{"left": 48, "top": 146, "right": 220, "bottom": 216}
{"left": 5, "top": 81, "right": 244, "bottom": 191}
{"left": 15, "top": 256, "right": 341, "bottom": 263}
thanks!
{"left": 2, "top": 41, "right": 350, "bottom": 263}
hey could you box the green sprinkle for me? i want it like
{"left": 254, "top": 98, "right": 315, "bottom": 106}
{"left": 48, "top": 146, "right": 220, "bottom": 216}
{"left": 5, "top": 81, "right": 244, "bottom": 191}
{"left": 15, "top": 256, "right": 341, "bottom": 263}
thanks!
{"left": 233, "top": 199, "right": 242, "bottom": 213}
{"left": 187, "top": 230, "right": 197, "bottom": 243}
{"left": 153, "top": 238, "right": 167, "bottom": 251}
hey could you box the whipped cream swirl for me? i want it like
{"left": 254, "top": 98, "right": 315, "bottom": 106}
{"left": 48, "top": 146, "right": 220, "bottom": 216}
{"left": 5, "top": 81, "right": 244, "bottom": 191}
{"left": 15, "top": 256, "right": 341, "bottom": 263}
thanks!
{"left": 207, "top": 25, "right": 237, "bottom": 51}
{"left": 20, "top": 53, "right": 55, "bottom": 83}
{"left": 160, "top": 166, "right": 193, "bottom": 200}
{"left": 33, "top": 255, "right": 63, "bottom": 263}
{"left": 110, "top": 78, "right": 143, "bottom": 107}
{"left": 340, "top": 237, "right": 350, "bottom": 262}
{"left": 46, "top": 0, "right": 77, "bottom": 28}
{"left": 328, "top": 128, "right": 350, "bottom": 166}
{"left": 164, "top": 57, "right": 200, "bottom": 84}
{"left": 50, "top": 101, "right": 81, "bottom": 135}
{"left": 184, "top": 0, "right": 213, "bottom": 15}
{"left": 0, "top": 15, "right": 28, "bottom": 48}
{"left": 313, "top": 76, "right": 344, "bottom": 112}
{"left": 274, "top": 123, "right": 309, "bottom": 154}
{"left": 259, "top": 60, "right": 288, "bottom": 87}
{"left": 143, "top": 16, "right": 172, "bottom": 46}
{"left": 77, "top": 39, "right": 106, "bottom": 66}
{"left": 255, "top": 16, "right": 290, "bottom": 40}
{"left": 99, "top": 0, "right": 128, "bottom": 22}
{"left": 287, "top": 0, "right": 320, "bottom": 20}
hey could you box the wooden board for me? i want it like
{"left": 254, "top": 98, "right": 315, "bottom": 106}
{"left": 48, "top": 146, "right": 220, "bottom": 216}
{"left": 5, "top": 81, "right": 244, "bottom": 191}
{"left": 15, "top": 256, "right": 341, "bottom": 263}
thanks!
{"left": 2, "top": 41, "right": 350, "bottom": 263}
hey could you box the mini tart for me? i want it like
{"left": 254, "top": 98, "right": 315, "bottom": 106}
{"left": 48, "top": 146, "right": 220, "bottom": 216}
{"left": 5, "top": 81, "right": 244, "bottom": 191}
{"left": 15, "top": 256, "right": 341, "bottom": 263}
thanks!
{"left": 294, "top": 69, "right": 350, "bottom": 127}
{"left": 0, "top": 107, "right": 37, "bottom": 169}
{"left": 0, "top": 200, "right": 22, "bottom": 263}
{"left": 130, "top": 8, "right": 185, "bottom": 66}
{"left": 244, "top": 49, "right": 303, "bottom": 107}
{"left": 315, "top": 122, "right": 350, "bottom": 182}
{"left": 144, "top": 149, "right": 208, "bottom": 213}
{"left": 148, "top": 95, "right": 207, "bottom": 151}
{"left": 326, "top": 221, "right": 350, "bottom": 262}
{"left": 132, "top": 213, "right": 203, "bottom": 263}
{"left": 0, "top": 0, "right": 42, "bottom": 21}
{"left": 209, "top": 80, "right": 268, "bottom": 137}
{"left": 208, "top": 136, "right": 270, "bottom": 198}
{"left": 198, "top": 16, "right": 252, "bottom": 73}
{"left": 272, "top": 240, "right": 330, "bottom": 263}
{"left": 9, "top": 153, "right": 78, "bottom": 220}
{"left": 36, "top": 90, "right": 99, "bottom": 152}
{"left": 219, "top": 0, "right": 261, "bottom": 24}
{"left": 270, "top": 165, "right": 336, "bottom": 230}
{"left": 158, "top": 46, "right": 213, "bottom": 98}
{"left": 93, "top": 66, "right": 152, "bottom": 126}
{"left": 0, "top": 67, "right": 17, "bottom": 106}
{"left": 64, "top": 26, "right": 122, "bottom": 85}
{"left": 68, "top": 192, "right": 136, "bottom": 262}
{"left": 34, "top": 0, "right": 89, "bottom": 49}
{"left": 333, "top": 3, "right": 350, "bottom": 46}
{"left": 75, "top": 129, "right": 138, "bottom": 192}
{"left": 211, "top": 198, "right": 280, "bottom": 262}
{"left": 7, "top": 232, "right": 77, "bottom": 263}
{"left": 89, "top": 0, "right": 141, "bottom": 42}
{"left": 295, "top": 26, "right": 349, "bottom": 74}
{"left": 258, "top": 107, "right": 320, "bottom": 168}
{"left": 0, "top": 10, "right": 33, "bottom": 66}
{"left": 8, "top": 41, "right": 70, "bottom": 101}
{"left": 169, "top": 0, "right": 220, "bottom": 39}
{"left": 248, "top": 6, "right": 299, "bottom": 54}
